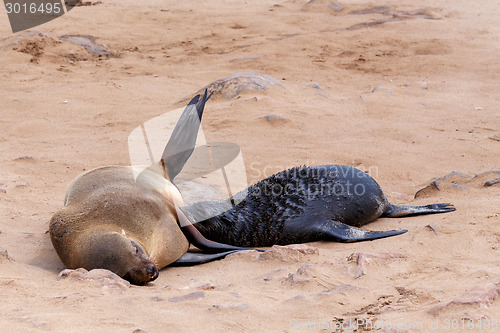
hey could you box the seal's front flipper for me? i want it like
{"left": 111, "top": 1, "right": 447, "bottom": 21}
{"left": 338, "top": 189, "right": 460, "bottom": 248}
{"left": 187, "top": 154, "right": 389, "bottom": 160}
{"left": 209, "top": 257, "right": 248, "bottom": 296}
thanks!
{"left": 284, "top": 217, "right": 407, "bottom": 243}
{"left": 177, "top": 208, "right": 264, "bottom": 253}
{"left": 322, "top": 222, "right": 408, "bottom": 242}
{"left": 161, "top": 89, "right": 213, "bottom": 180}
{"left": 181, "top": 224, "right": 264, "bottom": 253}
{"left": 170, "top": 250, "right": 240, "bottom": 266}
{"left": 384, "top": 203, "right": 456, "bottom": 218}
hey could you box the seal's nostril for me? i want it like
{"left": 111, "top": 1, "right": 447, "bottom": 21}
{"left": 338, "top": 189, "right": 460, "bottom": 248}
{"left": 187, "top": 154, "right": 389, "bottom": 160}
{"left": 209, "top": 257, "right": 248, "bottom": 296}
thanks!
{"left": 147, "top": 265, "right": 159, "bottom": 281}
{"left": 146, "top": 265, "right": 154, "bottom": 275}
{"left": 146, "top": 265, "right": 158, "bottom": 279}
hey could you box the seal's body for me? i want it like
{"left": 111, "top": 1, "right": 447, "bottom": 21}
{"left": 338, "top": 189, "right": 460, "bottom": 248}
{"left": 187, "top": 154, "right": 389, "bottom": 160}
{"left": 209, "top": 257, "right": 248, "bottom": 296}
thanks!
{"left": 188, "top": 165, "right": 455, "bottom": 247}
{"left": 49, "top": 166, "right": 189, "bottom": 284}
{"left": 49, "top": 91, "right": 253, "bottom": 285}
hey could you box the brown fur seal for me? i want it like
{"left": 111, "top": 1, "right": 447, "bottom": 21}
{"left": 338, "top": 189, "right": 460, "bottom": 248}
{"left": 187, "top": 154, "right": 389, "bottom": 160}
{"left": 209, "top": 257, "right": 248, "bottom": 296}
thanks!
{"left": 49, "top": 91, "right": 251, "bottom": 285}
{"left": 49, "top": 166, "right": 187, "bottom": 284}
{"left": 49, "top": 165, "right": 250, "bottom": 285}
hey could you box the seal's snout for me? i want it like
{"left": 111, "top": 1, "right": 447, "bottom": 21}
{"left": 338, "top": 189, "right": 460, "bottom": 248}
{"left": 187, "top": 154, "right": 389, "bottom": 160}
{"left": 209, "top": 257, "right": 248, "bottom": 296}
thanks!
{"left": 122, "top": 262, "right": 159, "bottom": 285}
{"left": 147, "top": 264, "right": 159, "bottom": 281}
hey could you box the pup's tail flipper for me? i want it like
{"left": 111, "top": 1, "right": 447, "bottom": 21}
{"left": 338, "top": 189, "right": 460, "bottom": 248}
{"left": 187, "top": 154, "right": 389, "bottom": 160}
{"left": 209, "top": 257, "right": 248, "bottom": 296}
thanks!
{"left": 384, "top": 203, "right": 456, "bottom": 218}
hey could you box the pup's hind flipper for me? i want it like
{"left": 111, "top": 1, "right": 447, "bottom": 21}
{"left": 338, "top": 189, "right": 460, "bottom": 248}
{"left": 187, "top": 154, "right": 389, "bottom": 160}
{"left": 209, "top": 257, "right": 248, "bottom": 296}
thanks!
{"left": 384, "top": 203, "right": 455, "bottom": 218}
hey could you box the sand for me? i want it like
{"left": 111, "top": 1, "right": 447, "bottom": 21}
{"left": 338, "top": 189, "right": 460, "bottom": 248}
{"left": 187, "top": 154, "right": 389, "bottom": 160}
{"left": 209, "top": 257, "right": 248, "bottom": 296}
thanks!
{"left": 0, "top": 0, "right": 499, "bottom": 332}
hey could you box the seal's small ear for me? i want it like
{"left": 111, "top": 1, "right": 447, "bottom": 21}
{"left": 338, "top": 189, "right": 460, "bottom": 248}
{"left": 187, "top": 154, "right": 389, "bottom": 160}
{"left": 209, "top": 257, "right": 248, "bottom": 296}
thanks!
{"left": 160, "top": 89, "right": 213, "bottom": 181}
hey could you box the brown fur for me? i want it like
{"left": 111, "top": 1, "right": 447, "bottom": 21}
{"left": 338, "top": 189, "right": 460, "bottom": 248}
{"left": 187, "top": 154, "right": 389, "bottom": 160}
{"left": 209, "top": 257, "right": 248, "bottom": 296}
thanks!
{"left": 49, "top": 166, "right": 189, "bottom": 284}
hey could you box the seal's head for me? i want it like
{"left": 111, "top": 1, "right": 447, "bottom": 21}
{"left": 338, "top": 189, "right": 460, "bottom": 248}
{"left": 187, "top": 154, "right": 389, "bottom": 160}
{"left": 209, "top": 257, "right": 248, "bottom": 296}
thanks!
{"left": 79, "top": 232, "right": 159, "bottom": 285}
{"left": 121, "top": 240, "right": 159, "bottom": 285}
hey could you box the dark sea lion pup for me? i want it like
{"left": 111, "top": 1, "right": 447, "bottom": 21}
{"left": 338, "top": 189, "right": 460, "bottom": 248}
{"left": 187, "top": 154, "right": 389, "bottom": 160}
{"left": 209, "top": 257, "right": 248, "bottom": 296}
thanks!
{"left": 184, "top": 164, "right": 456, "bottom": 247}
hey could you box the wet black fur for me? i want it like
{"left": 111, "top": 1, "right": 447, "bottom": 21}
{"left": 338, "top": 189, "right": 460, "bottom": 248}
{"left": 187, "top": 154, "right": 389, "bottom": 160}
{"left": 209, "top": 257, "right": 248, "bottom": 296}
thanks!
{"left": 191, "top": 165, "right": 391, "bottom": 247}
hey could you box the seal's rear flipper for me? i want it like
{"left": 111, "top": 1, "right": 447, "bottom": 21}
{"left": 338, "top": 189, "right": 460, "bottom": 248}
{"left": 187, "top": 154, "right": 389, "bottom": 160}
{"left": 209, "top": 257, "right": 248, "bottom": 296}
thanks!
{"left": 170, "top": 250, "right": 240, "bottom": 266}
{"left": 161, "top": 89, "right": 213, "bottom": 180}
{"left": 383, "top": 203, "right": 456, "bottom": 218}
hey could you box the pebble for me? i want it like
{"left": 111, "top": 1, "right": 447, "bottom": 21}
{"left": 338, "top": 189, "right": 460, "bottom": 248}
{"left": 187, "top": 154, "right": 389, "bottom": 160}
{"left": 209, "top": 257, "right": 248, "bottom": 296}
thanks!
{"left": 57, "top": 268, "right": 130, "bottom": 289}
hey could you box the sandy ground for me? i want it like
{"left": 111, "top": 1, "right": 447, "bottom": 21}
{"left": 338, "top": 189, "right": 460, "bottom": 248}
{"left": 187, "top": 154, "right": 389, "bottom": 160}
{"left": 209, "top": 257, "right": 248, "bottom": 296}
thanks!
{"left": 0, "top": 0, "right": 499, "bottom": 332}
